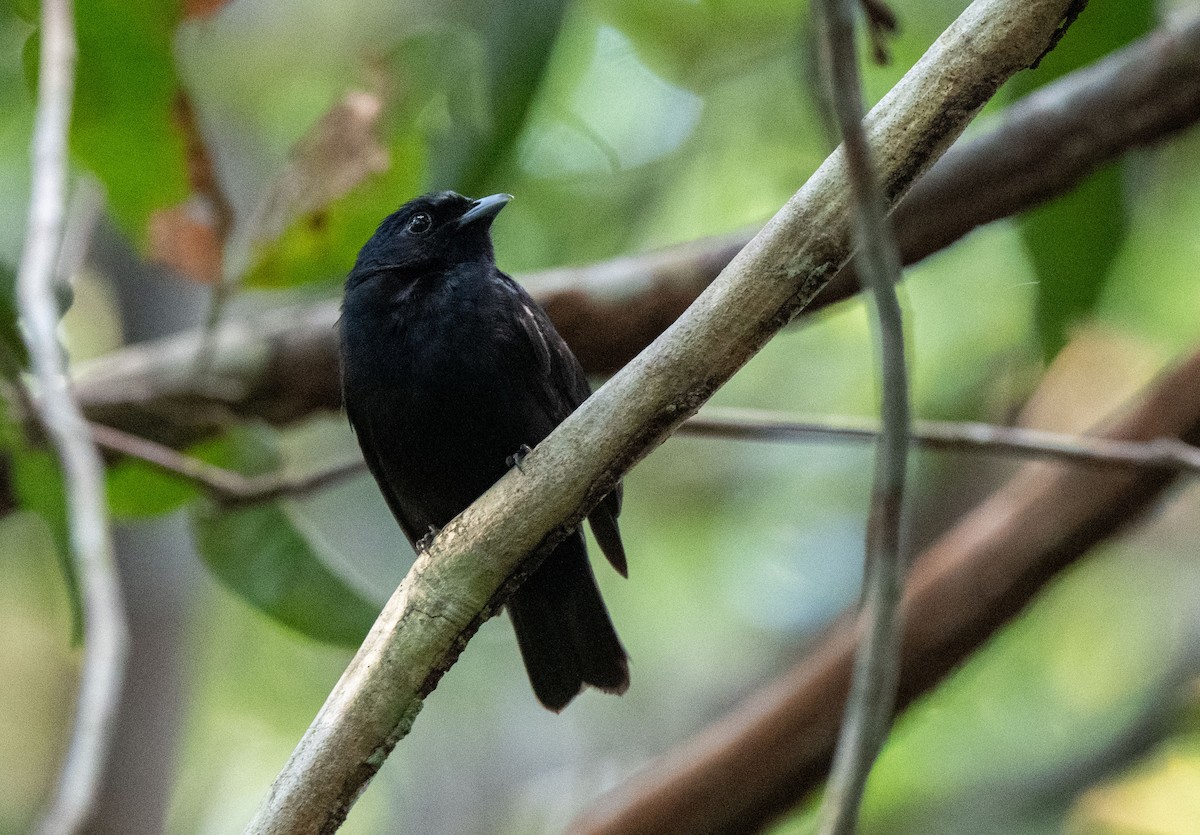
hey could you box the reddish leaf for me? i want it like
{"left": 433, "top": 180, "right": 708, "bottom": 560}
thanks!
{"left": 183, "top": 0, "right": 235, "bottom": 21}
{"left": 148, "top": 203, "right": 223, "bottom": 285}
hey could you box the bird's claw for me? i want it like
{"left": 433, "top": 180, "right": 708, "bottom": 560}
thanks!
{"left": 416, "top": 525, "right": 440, "bottom": 553}
{"left": 507, "top": 444, "right": 533, "bottom": 473}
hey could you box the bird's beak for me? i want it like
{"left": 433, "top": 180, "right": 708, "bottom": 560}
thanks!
{"left": 457, "top": 193, "right": 513, "bottom": 229}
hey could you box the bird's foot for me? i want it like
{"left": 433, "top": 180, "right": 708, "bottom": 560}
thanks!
{"left": 506, "top": 444, "right": 533, "bottom": 473}
{"left": 416, "top": 525, "right": 440, "bottom": 553}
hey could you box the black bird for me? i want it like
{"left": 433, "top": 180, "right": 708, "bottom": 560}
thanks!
{"left": 340, "top": 191, "right": 629, "bottom": 711}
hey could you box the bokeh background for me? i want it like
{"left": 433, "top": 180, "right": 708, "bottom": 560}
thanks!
{"left": 3, "top": 0, "right": 1200, "bottom": 832}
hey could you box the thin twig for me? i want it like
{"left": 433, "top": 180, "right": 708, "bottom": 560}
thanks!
{"left": 16, "top": 1, "right": 129, "bottom": 833}
{"left": 817, "top": 0, "right": 910, "bottom": 832}
{"left": 89, "top": 422, "right": 364, "bottom": 506}
{"left": 83, "top": 410, "right": 1200, "bottom": 519}
{"left": 681, "top": 407, "right": 1200, "bottom": 472}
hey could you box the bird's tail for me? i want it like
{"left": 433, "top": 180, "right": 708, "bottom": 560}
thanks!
{"left": 507, "top": 533, "right": 629, "bottom": 712}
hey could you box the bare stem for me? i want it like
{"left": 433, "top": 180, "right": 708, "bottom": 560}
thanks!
{"left": 85, "top": 408, "right": 1200, "bottom": 517}
{"left": 16, "top": 1, "right": 129, "bottom": 833}
{"left": 78, "top": 403, "right": 1200, "bottom": 530}
{"left": 682, "top": 408, "right": 1200, "bottom": 472}
{"left": 816, "top": 0, "right": 910, "bottom": 832}
{"left": 89, "top": 422, "right": 364, "bottom": 506}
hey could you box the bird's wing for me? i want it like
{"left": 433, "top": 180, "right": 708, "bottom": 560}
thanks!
{"left": 504, "top": 273, "right": 627, "bottom": 576}
{"left": 504, "top": 274, "right": 591, "bottom": 418}
{"left": 345, "top": 399, "right": 426, "bottom": 545}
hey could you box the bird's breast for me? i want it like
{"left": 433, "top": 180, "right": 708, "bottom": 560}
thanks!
{"left": 349, "top": 291, "right": 528, "bottom": 434}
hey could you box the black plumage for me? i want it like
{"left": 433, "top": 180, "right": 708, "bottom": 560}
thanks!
{"left": 339, "top": 190, "right": 629, "bottom": 711}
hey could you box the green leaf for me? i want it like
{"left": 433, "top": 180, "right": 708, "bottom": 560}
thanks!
{"left": 0, "top": 262, "right": 27, "bottom": 376}
{"left": 1095, "top": 130, "right": 1200, "bottom": 353}
{"left": 105, "top": 457, "right": 200, "bottom": 519}
{"left": 190, "top": 427, "right": 379, "bottom": 646}
{"left": 433, "top": 0, "right": 570, "bottom": 194}
{"left": 1010, "top": 0, "right": 1155, "bottom": 358}
{"left": 0, "top": 400, "right": 83, "bottom": 641}
{"left": 1022, "top": 165, "right": 1127, "bottom": 358}
{"left": 70, "top": 0, "right": 189, "bottom": 239}
{"left": 8, "top": 0, "right": 38, "bottom": 25}
{"left": 593, "top": 0, "right": 806, "bottom": 94}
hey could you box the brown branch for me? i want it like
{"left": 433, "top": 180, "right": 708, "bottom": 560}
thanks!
{"left": 68, "top": 13, "right": 1200, "bottom": 447}
{"left": 175, "top": 90, "right": 235, "bottom": 242}
{"left": 147, "top": 91, "right": 235, "bottom": 286}
{"left": 89, "top": 422, "right": 363, "bottom": 506}
{"left": 570, "top": 345, "right": 1200, "bottom": 835}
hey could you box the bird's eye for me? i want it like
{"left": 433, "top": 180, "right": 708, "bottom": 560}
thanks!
{"left": 407, "top": 212, "right": 433, "bottom": 234}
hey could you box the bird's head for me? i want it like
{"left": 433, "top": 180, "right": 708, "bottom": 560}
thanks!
{"left": 348, "top": 191, "right": 512, "bottom": 285}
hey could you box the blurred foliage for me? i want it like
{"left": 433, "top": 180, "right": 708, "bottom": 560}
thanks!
{"left": 1096, "top": 128, "right": 1200, "bottom": 355}
{"left": 0, "top": 510, "right": 76, "bottom": 835}
{"left": 20, "top": 0, "right": 191, "bottom": 238}
{"left": 106, "top": 456, "right": 200, "bottom": 519}
{"left": 592, "top": 0, "right": 806, "bottom": 92}
{"left": 2, "top": 0, "right": 1200, "bottom": 832}
{"left": 0, "top": 399, "right": 82, "bottom": 642}
{"left": 242, "top": 123, "right": 425, "bottom": 289}
{"left": 428, "top": 0, "right": 571, "bottom": 193}
{"left": 190, "top": 426, "right": 380, "bottom": 646}
{"left": 0, "top": 262, "right": 26, "bottom": 375}
{"left": 1008, "top": 0, "right": 1155, "bottom": 360}
{"left": 1067, "top": 702, "right": 1200, "bottom": 835}
{"left": 70, "top": 0, "right": 190, "bottom": 236}
{"left": 776, "top": 530, "right": 1200, "bottom": 835}
{"left": 0, "top": 9, "right": 34, "bottom": 266}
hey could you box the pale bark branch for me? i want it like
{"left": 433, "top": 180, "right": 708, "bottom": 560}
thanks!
{"left": 242, "top": 2, "right": 1080, "bottom": 831}
{"left": 17, "top": 2, "right": 129, "bottom": 833}
{"left": 67, "top": 11, "right": 1200, "bottom": 447}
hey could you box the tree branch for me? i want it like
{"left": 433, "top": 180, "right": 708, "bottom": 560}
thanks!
{"left": 683, "top": 408, "right": 1200, "bottom": 472}
{"left": 242, "top": 2, "right": 1080, "bottom": 831}
{"left": 89, "top": 422, "right": 363, "bottom": 506}
{"left": 65, "top": 12, "right": 1200, "bottom": 452}
{"left": 16, "top": 1, "right": 129, "bottom": 833}
{"left": 82, "top": 408, "right": 1200, "bottom": 513}
{"left": 569, "top": 347, "right": 1200, "bottom": 834}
